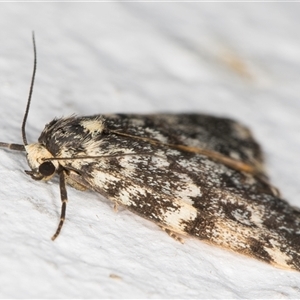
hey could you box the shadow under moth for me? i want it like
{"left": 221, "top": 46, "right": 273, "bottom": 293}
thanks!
{"left": 1, "top": 34, "right": 299, "bottom": 272}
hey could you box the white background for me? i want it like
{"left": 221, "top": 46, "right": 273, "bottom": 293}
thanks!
{"left": 0, "top": 2, "right": 300, "bottom": 299}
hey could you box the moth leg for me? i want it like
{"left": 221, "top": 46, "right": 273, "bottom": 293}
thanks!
{"left": 66, "top": 176, "right": 88, "bottom": 191}
{"left": 160, "top": 226, "right": 184, "bottom": 244}
{"left": 51, "top": 170, "right": 68, "bottom": 240}
{"left": 113, "top": 202, "right": 119, "bottom": 212}
{"left": 64, "top": 169, "right": 88, "bottom": 191}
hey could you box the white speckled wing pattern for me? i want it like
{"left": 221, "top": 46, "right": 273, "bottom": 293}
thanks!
{"left": 37, "top": 113, "right": 300, "bottom": 271}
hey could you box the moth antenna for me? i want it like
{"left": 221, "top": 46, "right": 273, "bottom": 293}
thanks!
{"left": 22, "top": 31, "right": 37, "bottom": 146}
{"left": 0, "top": 142, "right": 25, "bottom": 151}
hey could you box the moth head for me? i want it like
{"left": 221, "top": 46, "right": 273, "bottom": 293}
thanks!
{"left": 25, "top": 143, "right": 59, "bottom": 181}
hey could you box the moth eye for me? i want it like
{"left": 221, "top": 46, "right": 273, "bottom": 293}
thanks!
{"left": 39, "top": 161, "right": 56, "bottom": 176}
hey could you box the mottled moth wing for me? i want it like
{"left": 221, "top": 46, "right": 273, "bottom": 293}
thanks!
{"left": 37, "top": 113, "right": 300, "bottom": 271}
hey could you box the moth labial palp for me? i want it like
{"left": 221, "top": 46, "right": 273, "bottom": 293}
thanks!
{"left": 1, "top": 33, "right": 300, "bottom": 273}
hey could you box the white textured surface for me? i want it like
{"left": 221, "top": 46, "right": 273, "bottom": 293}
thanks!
{"left": 1, "top": 3, "right": 300, "bottom": 299}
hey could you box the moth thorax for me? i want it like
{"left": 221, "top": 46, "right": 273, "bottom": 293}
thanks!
{"left": 25, "top": 143, "right": 59, "bottom": 181}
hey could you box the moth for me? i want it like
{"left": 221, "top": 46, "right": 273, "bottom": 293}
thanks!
{"left": 1, "top": 34, "right": 300, "bottom": 272}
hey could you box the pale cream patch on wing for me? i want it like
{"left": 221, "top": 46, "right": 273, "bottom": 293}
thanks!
{"left": 117, "top": 154, "right": 169, "bottom": 181}
{"left": 80, "top": 119, "right": 104, "bottom": 136}
{"left": 248, "top": 206, "right": 265, "bottom": 227}
{"left": 91, "top": 169, "right": 120, "bottom": 192}
{"left": 144, "top": 127, "right": 168, "bottom": 143}
{"left": 90, "top": 169, "right": 148, "bottom": 207}
{"left": 264, "top": 240, "right": 291, "bottom": 269}
{"left": 172, "top": 173, "right": 201, "bottom": 205}
{"left": 160, "top": 203, "right": 198, "bottom": 233}
{"left": 211, "top": 219, "right": 256, "bottom": 250}
{"left": 118, "top": 188, "right": 146, "bottom": 207}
